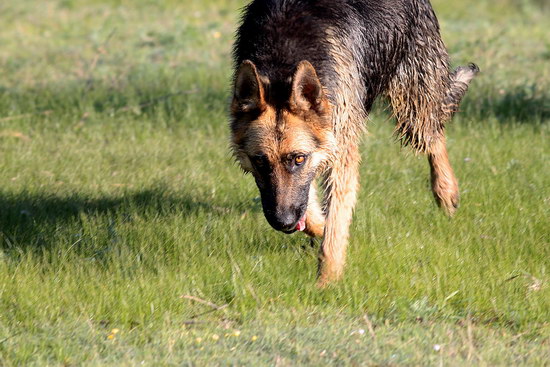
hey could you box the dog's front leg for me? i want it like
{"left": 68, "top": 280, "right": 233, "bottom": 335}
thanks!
{"left": 304, "top": 182, "right": 325, "bottom": 238}
{"left": 317, "top": 143, "right": 360, "bottom": 287}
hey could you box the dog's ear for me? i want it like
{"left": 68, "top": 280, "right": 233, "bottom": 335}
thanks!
{"left": 290, "top": 60, "right": 328, "bottom": 115}
{"left": 232, "top": 60, "right": 266, "bottom": 115}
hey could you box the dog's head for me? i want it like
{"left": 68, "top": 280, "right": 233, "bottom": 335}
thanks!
{"left": 230, "top": 60, "right": 335, "bottom": 233}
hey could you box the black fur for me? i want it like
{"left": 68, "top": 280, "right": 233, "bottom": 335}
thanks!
{"left": 234, "top": 0, "right": 442, "bottom": 113}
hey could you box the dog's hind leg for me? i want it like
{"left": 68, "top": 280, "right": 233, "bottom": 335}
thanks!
{"left": 430, "top": 64, "right": 479, "bottom": 214}
{"left": 386, "top": 0, "right": 478, "bottom": 215}
{"left": 429, "top": 65, "right": 479, "bottom": 215}
{"left": 388, "top": 45, "right": 478, "bottom": 215}
{"left": 304, "top": 182, "right": 325, "bottom": 238}
{"left": 427, "top": 136, "right": 459, "bottom": 215}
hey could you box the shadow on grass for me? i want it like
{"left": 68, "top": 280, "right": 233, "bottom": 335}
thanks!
{"left": 460, "top": 84, "right": 550, "bottom": 123}
{"left": 2, "top": 73, "right": 548, "bottom": 126}
{"left": 0, "top": 187, "right": 259, "bottom": 253}
{"left": 0, "top": 69, "right": 229, "bottom": 131}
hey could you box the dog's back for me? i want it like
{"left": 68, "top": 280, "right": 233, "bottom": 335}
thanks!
{"left": 234, "top": 0, "right": 447, "bottom": 115}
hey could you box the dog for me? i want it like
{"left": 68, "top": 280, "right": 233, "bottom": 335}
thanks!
{"left": 229, "top": 0, "right": 478, "bottom": 286}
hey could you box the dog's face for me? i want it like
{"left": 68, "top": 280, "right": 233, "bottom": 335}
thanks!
{"left": 230, "top": 60, "right": 335, "bottom": 233}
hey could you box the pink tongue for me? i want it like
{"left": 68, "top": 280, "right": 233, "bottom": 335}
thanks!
{"left": 295, "top": 214, "right": 306, "bottom": 232}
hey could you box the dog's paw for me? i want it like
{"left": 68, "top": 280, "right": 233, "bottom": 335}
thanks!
{"left": 433, "top": 186, "right": 459, "bottom": 216}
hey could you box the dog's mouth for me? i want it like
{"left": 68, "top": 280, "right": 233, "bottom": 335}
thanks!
{"left": 295, "top": 213, "right": 306, "bottom": 231}
{"left": 282, "top": 213, "right": 307, "bottom": 234}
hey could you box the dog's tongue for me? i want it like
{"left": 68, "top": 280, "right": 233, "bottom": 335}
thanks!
{"left": 295, "top": 214, "right": 306, "bottom": 232}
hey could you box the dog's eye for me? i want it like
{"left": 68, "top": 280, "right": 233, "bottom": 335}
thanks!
{"left": 294, "top": 155, "right": 306, "bottom": 166}
{"left": 253, "top": 155, "right": 265, "bottom": 167}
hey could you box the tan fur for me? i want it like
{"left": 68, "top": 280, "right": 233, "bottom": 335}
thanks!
{"left": 428, "top": 137, "right": 459, "bottom": 215}
{"left": 304, "top": 183, "right": 325, "bottom": 238}
{"left": 231, "top": 61, "right": 337, "bottom": 244}
{"left": 231, "top": 49, "right": 475, "bottom": 287}
{"left": 306, "top": 27, "right": 367, "bottom": 286}
{"left": 317, "top": 141, "right": 360, "bottom": 286}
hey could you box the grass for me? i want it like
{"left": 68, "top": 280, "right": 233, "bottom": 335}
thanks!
{"left": 0, "top": 0, "right": 549, "bottom": 365}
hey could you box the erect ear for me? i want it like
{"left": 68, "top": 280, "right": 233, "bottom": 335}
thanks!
{"left": 231, "top": 60, "right": 266, "bottom": 114}
{"left": 289, "top": 60, "right": 328, "bottom": 115}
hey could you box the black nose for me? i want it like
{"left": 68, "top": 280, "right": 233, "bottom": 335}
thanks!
{"left": 269, "top": 204, "right": 306, "bottom": 233}
{"left": 275, "top": 210, "right": 299, "bottom": 232}
{"left": 259, "top": 190, "right": 308, "bottom": 233}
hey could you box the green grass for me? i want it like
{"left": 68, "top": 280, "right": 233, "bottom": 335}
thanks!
{"left": 0, "top": 0, "right": 549, "bottom": 365}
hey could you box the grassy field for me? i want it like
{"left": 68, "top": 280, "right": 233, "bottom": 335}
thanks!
{"left": 0, "top": 0, "right": 549, "bottom": 365}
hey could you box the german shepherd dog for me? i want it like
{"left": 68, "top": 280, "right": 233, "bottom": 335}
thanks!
{"left": 230, "top": 0, "right": 478, "bottom": 286}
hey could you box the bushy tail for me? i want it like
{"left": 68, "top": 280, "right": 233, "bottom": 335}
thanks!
{"left": 443, "top": 63, "right": 480, "bottom": 115}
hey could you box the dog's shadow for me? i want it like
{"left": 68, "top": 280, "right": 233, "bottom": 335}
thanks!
{"left": 0, "top": 187, "right": 260, "bottom": 253}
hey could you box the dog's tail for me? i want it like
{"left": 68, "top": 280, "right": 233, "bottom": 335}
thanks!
{"left": 443, "top": 63, "right": 480, "bottom": 115}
